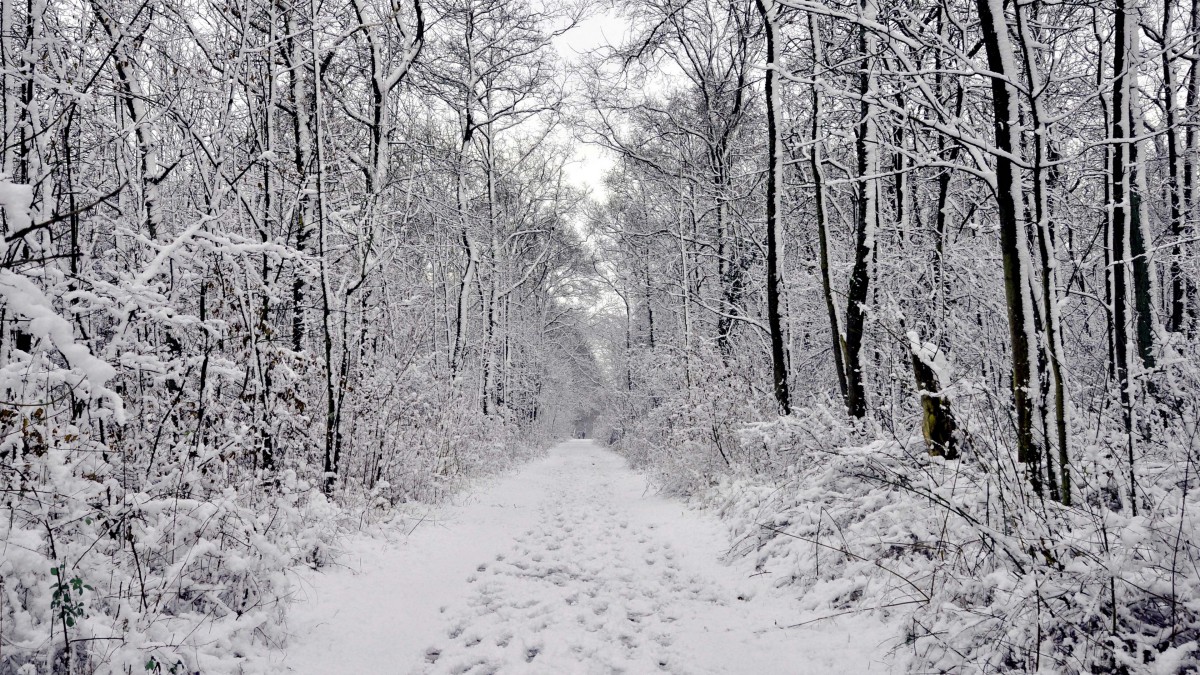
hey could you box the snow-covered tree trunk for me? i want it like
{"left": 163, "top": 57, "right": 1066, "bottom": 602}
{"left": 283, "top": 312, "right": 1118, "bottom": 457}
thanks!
{"left": 842, "top": 0, "right": 879, "bottom": 420}
{"left": 976, "top": 0, "right": 1045, "bottom": 492}
{"left": 807, "top": 13, "right": 848, "bottom": 404}
{"left": 755, "top": 0, "right": 791, "bottom": 415}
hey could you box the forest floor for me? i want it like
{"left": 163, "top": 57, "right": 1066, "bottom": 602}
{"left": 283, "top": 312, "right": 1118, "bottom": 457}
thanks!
{"left": 273, "top": 440, "right": 893, "bottom": 674}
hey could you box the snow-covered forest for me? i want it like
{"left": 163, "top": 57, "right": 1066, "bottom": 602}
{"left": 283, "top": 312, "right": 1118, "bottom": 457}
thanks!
{"left": 1, "top": 0, "right": 1198, "bottom": 671}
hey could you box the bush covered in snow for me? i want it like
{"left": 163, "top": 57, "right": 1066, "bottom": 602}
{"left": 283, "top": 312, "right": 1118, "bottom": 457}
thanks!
{"left": 608, "top": 402, "right": 1200, "bottom": 674}
{"left": 0, "top": 302, "right": 547, "bottom": 674}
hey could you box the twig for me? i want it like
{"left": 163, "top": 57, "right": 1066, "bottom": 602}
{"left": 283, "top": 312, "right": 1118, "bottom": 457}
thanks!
{"left": 758, "top": 523, "right": 931, "bottom": 602}
{"left": 780, "top": 598, "right": 927, "bottom": 630}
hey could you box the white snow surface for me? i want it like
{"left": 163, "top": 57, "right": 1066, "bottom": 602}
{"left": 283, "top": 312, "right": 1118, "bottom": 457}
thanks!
{"left": 278, "top": 440, "right": 892, "bottom": 674}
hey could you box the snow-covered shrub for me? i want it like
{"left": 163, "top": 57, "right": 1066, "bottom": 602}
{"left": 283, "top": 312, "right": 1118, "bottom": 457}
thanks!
{"left": 700, "top": 432, "right": 1200, "bottom": 674}
{"left": 0, "top": 205, "right": 549, "bottom": 672}
{"left": 0, "top": 248, "right": 320, "bottom": 672}
{"left": 614, "top": 356, "right": 769, "bottom": 494}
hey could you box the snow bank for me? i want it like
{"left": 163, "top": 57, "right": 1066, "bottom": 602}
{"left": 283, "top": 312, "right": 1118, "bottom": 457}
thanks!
{"left": 683, "top": 428, "right": 1200, "bottom": 674}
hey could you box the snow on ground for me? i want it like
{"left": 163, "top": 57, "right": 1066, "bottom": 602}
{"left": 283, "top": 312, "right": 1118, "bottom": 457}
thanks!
{"left": 277, "top": 440, "right": 893, "bottom": 674}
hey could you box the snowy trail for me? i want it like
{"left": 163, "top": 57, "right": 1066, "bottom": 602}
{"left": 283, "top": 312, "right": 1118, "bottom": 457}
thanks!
{"left": 280, "top": 441, "right": 890, "bottom": 674}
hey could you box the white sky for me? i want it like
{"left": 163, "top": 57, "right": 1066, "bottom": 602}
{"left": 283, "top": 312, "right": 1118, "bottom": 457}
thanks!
{"left": 552, "top": 11, "right": 628, "bottom": 203}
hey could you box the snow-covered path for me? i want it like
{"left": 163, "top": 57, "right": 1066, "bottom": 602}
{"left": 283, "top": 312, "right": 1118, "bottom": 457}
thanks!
{"left": 280, "top": 441, "right": 890, "bottom": 674}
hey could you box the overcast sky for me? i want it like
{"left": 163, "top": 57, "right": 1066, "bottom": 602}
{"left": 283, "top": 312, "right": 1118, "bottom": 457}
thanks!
{"left": 553, "top": 10, "right": 627, "bottom": 203}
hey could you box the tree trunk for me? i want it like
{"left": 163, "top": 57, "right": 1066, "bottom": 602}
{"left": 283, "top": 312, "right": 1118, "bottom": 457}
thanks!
{"left": 1182, "top": 0, "right": 1200, "bottom": 335}
{"left": 1180, "top": 0, "right": 1200, "bottom": 333}
{"left": 1110, "top": 0, "right": 1138, "bottom": 511}
{"left": 286, "top": 6, "right": 313, "bottom": 354}
{"left": 1164, "top": 0, "right": 1188, "bottom": 333}
{"left": 976, "top": 0, "right": 1044, "bottom": 493}
{"left": 843, "top": 0, "right": 879, "bottom": 420}
{"left": 309, "top": 4, "right": 338, "bottom": 495}
{"left": 808, "top": 13, "right": 849, "bottom": 403}
{"left": 755, "top": 0, "right": 791, "bottom": 415}
{"left": 909, "top": 337, "right": 959, "bottom": 459}
{"left": 1017, "top": 1, "right": 1070, "bottom": 502}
